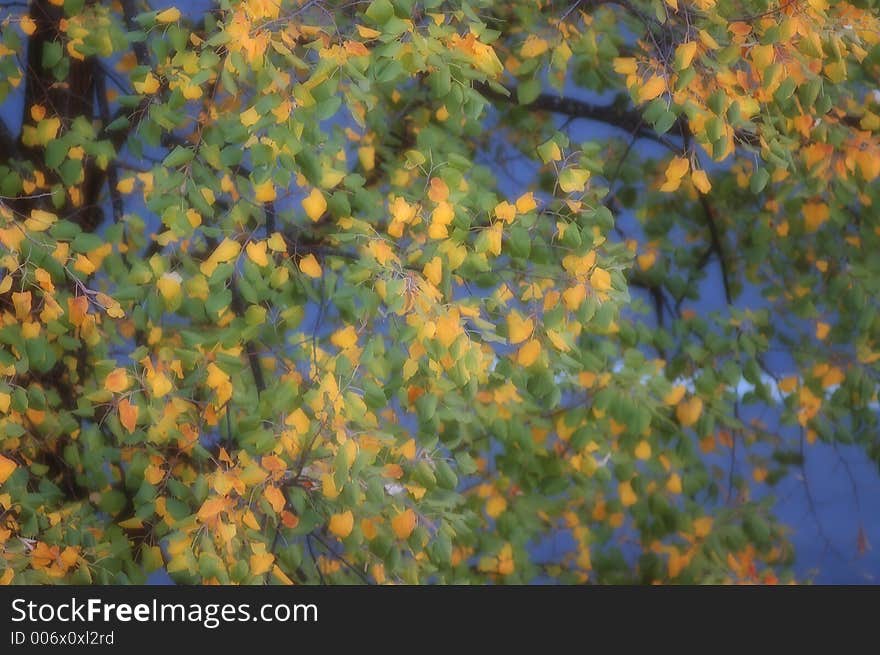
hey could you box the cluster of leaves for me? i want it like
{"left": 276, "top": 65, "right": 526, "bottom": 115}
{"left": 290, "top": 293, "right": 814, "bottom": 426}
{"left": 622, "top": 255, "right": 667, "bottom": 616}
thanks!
{"left": 0, "top": 0, "right": 878, "bottom": 584}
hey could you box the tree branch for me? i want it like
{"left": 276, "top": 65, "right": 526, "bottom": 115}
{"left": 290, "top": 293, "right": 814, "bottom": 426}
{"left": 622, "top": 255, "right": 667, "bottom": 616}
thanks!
{"left": 94, "top": 67, "right": 124, "bottom": 223}
{"left": 475, "top": 81, "right": 680, "bottom": 149}
{"left": 0, "top": 115, "right": 18, "bottom": 159}
{"left": 229, "top": 276, "right": 267, "bottom": 396}
{"left": 698, "top": 194, "right": 733, "bottom": 305}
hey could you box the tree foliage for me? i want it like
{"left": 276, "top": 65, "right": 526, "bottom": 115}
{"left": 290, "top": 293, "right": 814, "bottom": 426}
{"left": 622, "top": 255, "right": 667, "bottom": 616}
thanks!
{"left": 1, "top": 0, "right": 879, "bottom": 584}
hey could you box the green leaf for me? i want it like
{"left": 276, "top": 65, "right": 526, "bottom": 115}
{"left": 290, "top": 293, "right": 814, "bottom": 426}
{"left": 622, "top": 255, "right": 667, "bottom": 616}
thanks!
{"left": 517, "top": 79, "right": 542, "bottom": 105}
{"left": 365, "top": 0, "right": 394, "bottom": 24}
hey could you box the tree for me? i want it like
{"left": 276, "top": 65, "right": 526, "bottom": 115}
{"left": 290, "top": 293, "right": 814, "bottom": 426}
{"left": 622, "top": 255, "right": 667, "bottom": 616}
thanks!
{"left": 0, "top": 0, "right": 878, "bottom": 585}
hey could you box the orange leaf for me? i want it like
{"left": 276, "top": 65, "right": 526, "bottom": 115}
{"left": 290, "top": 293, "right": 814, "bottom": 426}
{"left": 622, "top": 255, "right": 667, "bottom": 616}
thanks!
{"left": 0, "top": 454, "right": 17, "bottom": 484}
{"left": 328, "top": 510, "right": 354, "bottom": 538}
{"left": 264, "top": 485, "right": 286, "bottom": 514}
{"left": 118, "top": 398, "right": 138, "bottom": 434}
{"left": 197, "top": 497, "right": 229, "bottom": 523}
{"left": 104, "top": 368, "right": 130, "bottom": 393}
{"left": 391, "top": 508, "right": 416, "bottom": 539}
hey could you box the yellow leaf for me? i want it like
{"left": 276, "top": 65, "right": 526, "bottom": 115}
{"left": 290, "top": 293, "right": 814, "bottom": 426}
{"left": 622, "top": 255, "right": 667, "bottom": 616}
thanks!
{"left": 675, "top": 41, "right": 698, "bottom": 70}
{"left": 546, "top": 329, "right": 571, "bottom": 352}
{"left": 116, "top": 177, "right": 135, "bottom": 194}
{"left": 32, "top": 269, "right": 52, "bottom": 294}
{"left": 638, "top": 75, "right": 667, "bottom": 103}
{"left": 144, "top": 464, "right": 164, "bottom": 485}
{"left": 821, "top": 366, "right": 844, "bottom": 388}
{"left": 618, "top": 480, "right": 637, "bottom": 507}
{"left": 331, "top": 325, "right": 358, "bottom": 349}
{"left": 664, "top": 384, "right": 686, "bottom": 406}
{"left": 751, "top": 44, "right": 775, "bottom": 70}
{"left": 197, "top": 498, "right": 228, "bottom": 523}
{"left": 590, "top": 267, "right": 612, "bottom": 292}
{"left": 20, "top": 16, "right": 36, "bottom": 36}
{"left": 494, "top": 201, "right": 516, "bottom": 223}
{"left": 691, "top": 169, "right": 712, "bottom": 194}
{"left": 267, "top": 232, "right": 286, "bottom": 252}
{"left": 285, "top": 408, "right": 310, "bottom": 434}
{"left": 156, "top": 7, "right": 181, "bottom": 23}
{"left": 205, "top": 363, "right": 232, "bottom": 406}
{"left": 427, "top": 222, "right": 447, "bottom": 240}
{"left": 104, "top": 299, "right": 125, "bottom": 318}
{"left": 264, "top": 486, "right": 286, "bottom": 514}
{"left": 104, "top": 368, "right": 130, "bottom": 393}
{"left": 299, "top": 254, "right": 322, "bottom": 278}
{"left": 515, "top": 192, "right": 537, "bottom": 213}
{"left": 432, "top": 201, "right": 454, "bottom": 226}
{"left": 358, "top": 145, "right": 375, "bottom": 171}
{"left": 803, "top": 202, "right": 829, "bottom": 232}
{"left": 497, "top": 543, "right": 515, "bottom": 575}
{"left": 698, "top": 29, "right": 720, "bottom": 50}
{"left": 0, "top": 391, "right": 10, "bottom": 414}
{"left": 240, "top": 106, "right": 260, "bottom": 127}
{"left": 613, "top": 57, "right": 638, "bottom": 75}
{"left": 73, "top": 254, "right": 96, "bottom": 275}
{"left": 149, "top": 372, "right": 173, "bottom": 398}
{"left": 246, "top": 240, "right": 269, "bottom": 267}
{"left": 134, "top": 72, "right": 160, "bottom": 95}
{"left": 12, "top": 291, "right": 31, "bottom": 319}
{"left": 391, "top": 508, "right": 416, "bottom": 539}
{"left": 183, "top": 83, "right": 202, "bottom": 100}
{"left": 676, "top": 396, "right": 703, "bottom": 427}
{"left": 538, "top": 140, "right": 562, "bottom": 163}
{"left": 428, "top": 177, "right": 449, "bottom": 203}
{"left": 200, "top": 238, "right": 241, "bottom": 276}
{"left": 25, "top": 209, "right": 58, "bottom": 232}
{"left": 516, "top": 339, "right": 542, "bottom": 367}
{"left": 660, "top": 156, "right": 690, "bottom": 192}
{"left": 423, "top": 256, "right": 442, "bottom": 286}
{"left": 486, "top": 495, "right": 507, "bottom": 518}
{"left": 520, "top": 35, "right": 549, "bottom": 58}
{"left": 486, "top": 223, "right": 502, "bottom": 255}
{"left": 666, "top": 473, "right": 683, "bottom": 494}
{"left": 302, "top": 188, "right": 327, "bottom": 222}
{"left": 38, "top": 116, "right": 61, "bottom": 143}
{"left": 118, "top": 398, "right": 138, "bottom": 434}
{"left": 638, "top": 251, "right": 657, "bottom": 270}
{"left": 205, "top": 362, "right": 228, "bottom": 389}
{"left": 635, "top": 440, "right": 651, "bottom": 460}
{"left": 558, "top": 167, "right": 591, "bottom": 193}
{"left": 0, "top": 454, "right": 17, "bottom": 484}
{"left": 156, "top": 271, "right": 183, "bottom": 307}
{"left": 249, "top": 549, "right": 275, "bottom": 576}
{"left": 356, "top": 24, "right": 381, "bottom": 39}
{"left": 400, "top": 439, "right": 416, "bottom": 460}
{"left": 254, "top": 179, "right": 276, "bottom": 203}
{"left": 815, "top": 321, "right": 830, "bottom": 340}
{"left": 328, "top": 510, "right": 354, "bottom": 538}
{"left": 778, "top": 376, "right": 798, "bottom": 394}
{"left": 693, "top": 517, "right": 713, "bottom": 538}
{"left": 271, "top": 564, "right": 294, "bottom": 585}
{"left": 507, "top": 311, "right": 534, "bottom": 345}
